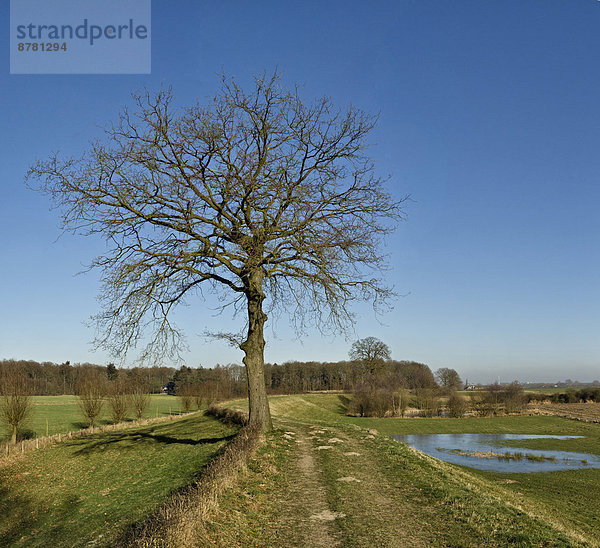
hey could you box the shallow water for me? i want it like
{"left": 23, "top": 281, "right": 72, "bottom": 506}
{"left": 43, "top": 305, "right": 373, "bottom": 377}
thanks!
{"left": 392, "top": 433, "right": 600, "bottom": 473}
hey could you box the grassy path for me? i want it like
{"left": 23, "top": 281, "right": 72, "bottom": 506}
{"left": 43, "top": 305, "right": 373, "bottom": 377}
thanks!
{"left": 206, "top": 395, "right": 595, "bottom": 547}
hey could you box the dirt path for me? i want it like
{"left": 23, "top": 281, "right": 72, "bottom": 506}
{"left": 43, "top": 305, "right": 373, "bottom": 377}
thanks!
{"left": 275, "top": 426, "right": 341, "bottom": 547}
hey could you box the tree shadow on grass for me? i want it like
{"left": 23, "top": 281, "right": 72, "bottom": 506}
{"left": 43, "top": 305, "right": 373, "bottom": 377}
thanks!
{"left": 70, "top": 427, "right": 236, "bottom": 456}
{"left": 0, "top": 475, "right": 81, "bottom": 546}
{"left": 337, "top": 394, "right": 351, "bottom": 414}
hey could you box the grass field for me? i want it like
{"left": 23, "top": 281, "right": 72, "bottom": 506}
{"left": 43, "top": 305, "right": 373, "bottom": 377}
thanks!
{"left": 0, "top": 411, "right": 238, "bottom": 547}
{"left": 0, "top": 394, "right": 187, "bottom": 441}
{"left": 2, "top": 392, "right": 600, "bottom": 546}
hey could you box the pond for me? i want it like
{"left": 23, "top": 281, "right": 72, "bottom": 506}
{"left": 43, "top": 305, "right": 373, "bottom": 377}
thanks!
{"left": 392, "top": 433, "right": 600, "bottom": 473}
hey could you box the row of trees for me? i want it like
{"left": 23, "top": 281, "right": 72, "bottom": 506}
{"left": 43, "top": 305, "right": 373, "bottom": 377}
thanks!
{"left": 348, "top": 382, "right": 527, "bottom": 418}
{"left": 0, "top": 367, "right": 156, "bottom": 441}
{"left": 76, "top": 370, "right": 153, "bottom": 427}
{"left": 1, "top": 357, "right": 441, "bottom": 398}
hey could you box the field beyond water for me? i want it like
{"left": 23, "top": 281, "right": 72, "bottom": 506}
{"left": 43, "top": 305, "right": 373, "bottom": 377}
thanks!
{"left": 2, "top": 393, "right": 600, "bottom": 546}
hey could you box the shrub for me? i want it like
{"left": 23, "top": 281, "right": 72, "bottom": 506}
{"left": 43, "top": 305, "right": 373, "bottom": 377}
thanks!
{"left": 0, "top": 369, "right": 32, "bottom": 443}
{"left": 178, "top": 383, "right": 195, "bottom": 413}
{"left": 131, "top": 385, "right": 150, "bottom": 420}
{"left": 503, "top": 382, "right": 526, "bottom": 414}
{"left": 108, "top": 380, "right": 130, "bottom": 424}
{"left": 447, "top": 391, "right": 469, "bottom": 418}
{"left": 395, "top": 388, "right": 410, "bottom": 418}
{"left": 415, "top": 388, "right": 441, "bottom": 417}
{"left": 77, "top": 371, "right": 107, "bottom": 428}
{"left": 347, "top": 384, "right": 395, "bottom": 417}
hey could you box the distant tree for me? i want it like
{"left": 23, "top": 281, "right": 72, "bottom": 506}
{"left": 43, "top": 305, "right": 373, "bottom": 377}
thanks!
{"left": 415, "top": 388, "right": 441, "bottom": 417}
{"left": 502, "top": 382, "right": 526, "bottom": 414}
{"left": 0, "top": 368, "right": 32, "bottom": 443}
{"left": 29, "top": 73, "right": 405, "bottom": 432}
{"left": 435, "top": 367, "right": 463, "bottom": 393}
{"left": 106, "top": 363, "right": 118, "bottom": 381}
{"left": 349, "top": 337, "right": 391, "bottom": 382}
{"left": 131, "top": 376, "right": 151, "bottom": 420}
{"left": 108, "top": 379, "right": 130, "bottom": 424}
{"left": 178, "top": 383, "right": 195, "bottom": 413}
{"left": 172, "top": 366, "right": 193, "bottom": 395}
{"left": 193, "top": 382, "right": 205, "bottom": 410}
{"left": 396, "top": 361, "right": 436, "bottom": 390}
{"left": 396, "top": 388, "right": 410, "bottom": 418}
{"left": 77, "top": 371, "right": 107, "bottom": 428}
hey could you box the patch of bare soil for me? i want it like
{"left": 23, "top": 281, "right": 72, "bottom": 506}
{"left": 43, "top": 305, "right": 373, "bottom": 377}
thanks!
{"left": 276, "top": 430, "right": 341, "bottom": 547}
{"left": 529, "top": 403, "right": 600, "bottom": 423}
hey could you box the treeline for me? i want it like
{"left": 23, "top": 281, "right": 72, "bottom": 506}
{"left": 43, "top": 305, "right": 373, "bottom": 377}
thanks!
{"left": 0, "top": 358, "right": 437, "bottom": 397}
{"left": 349, "top": 382, "right": 528, "bottom": 418}
{"left": 0, "top": 360, "right": 175, "bottom": 395}
{"left": 264, "top": 360, "right": 436, "bottom": 393}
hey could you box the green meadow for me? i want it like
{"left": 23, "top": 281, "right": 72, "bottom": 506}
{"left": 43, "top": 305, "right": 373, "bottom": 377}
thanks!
{"left": 0, "top": 411, "right": 238, "bottom": 547}
{"left": 0, "top": 394, "right": 187, "bottom": 440}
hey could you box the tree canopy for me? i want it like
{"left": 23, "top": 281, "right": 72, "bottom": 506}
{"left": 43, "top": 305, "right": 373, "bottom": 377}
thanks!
{"left": 28, "top": 72, "right": 405, "bottom": 430}
{"left": 349, "top": 336, "right": 392, "bottom": 380}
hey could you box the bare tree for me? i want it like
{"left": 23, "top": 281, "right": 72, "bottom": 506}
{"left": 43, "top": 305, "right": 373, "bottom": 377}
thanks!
{"left": 131, "top": 377, "right": 151, "bottom": 420}
{"left": 192, "top": 382, "right": 204, "bottom": 410}
{"left": 178, "top": 382, "right": 194, "bottom": 413}
{"left": 108, "top": 378, "right": 130, "bottom": 424}
{"left": 435, "top": 367, "right": 463, "bottom": 393}
{"left": 0, "top": 368, "right": 32, "bottom": 443}
{"left": 349, "top": 337, "right": 392, "bottom": 382}
{"left": 28, "top": 72, "right": 405, "bottom": 432}
{"left": 77, "top": 371, "right": 106, "bottom": 428}
{"left": 447, "top": 390, "right": 469, "bottom": 418}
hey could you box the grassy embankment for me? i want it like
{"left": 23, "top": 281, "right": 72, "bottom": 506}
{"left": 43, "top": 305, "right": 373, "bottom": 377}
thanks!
{"left": 0, "top": 394, "right": 186, "bottom": 441}
{"left": 2, "top": 393, "right": 600, "bottom": 546}
{"left": 205, "top": 393, "right": 600, "bottom": 547}
{"left": 0, "top": 411, "right": 239, "bottom": 547}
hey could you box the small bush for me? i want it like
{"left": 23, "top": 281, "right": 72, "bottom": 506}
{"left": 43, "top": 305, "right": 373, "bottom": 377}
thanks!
{"left": 77, "top": 371, "right": 107, "bottom": 428}
{"left": 206, "top": 405, "right": 249, "bottom": 426}
{"left": 108, "top": 379, "right": 130, "bottom": 424}
{"left": 415, "top": 388, "right": 441, "bottom": 417}
{"left": 447, "top": 391, "right": 469, "bottom": 418}
{"left": 178, "top": 383, "right": 195, "bottom": 413}
{"left": 347, "top": 385, "right": 395, "bottom": 417}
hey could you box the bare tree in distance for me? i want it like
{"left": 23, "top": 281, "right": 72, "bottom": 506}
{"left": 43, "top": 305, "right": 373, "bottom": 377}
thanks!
{"left": 28, "top": 72, "right": 406, "bottom": 432}
{"left": 0, "top": 368, "right": 32, "bottom": 443}
{"left": 131, "top": 376, "right": 151, "bottom": 420}
{"left": 77, "top": 371, "right": 106, "bottom": 428}
{"left": 349, "top": 336, "right": 392, "bottom": 382}
{"left": 108, "top": 378, "right": 130, "bottom": 424}
{"left": 435, "top": 367, "right": 463, "bottom": 393}
{"left": 178, "top": 382, "right": 194, "bottom": 413}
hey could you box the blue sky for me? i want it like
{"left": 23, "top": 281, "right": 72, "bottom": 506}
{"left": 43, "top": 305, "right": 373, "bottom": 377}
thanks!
{"left": 1, "top": 0, "right": 599, "bottom": 383}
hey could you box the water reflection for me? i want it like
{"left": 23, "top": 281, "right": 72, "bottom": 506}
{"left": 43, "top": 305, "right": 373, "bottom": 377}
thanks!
{"left": 392, "top": 434, "right": 600, "bottom": 473}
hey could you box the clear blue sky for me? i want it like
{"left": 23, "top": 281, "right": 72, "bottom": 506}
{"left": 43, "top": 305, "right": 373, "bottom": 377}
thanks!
{"left": 1, "top": 0, "right": 599, "bottom": 383}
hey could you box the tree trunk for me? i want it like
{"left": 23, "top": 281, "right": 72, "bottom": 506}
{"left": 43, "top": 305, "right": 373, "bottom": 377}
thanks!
{"left": 241, "top": 268, "right": 273, "bottom": 432}
{"left": 11, "top": 425, "right": 17, "bottom": 444}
